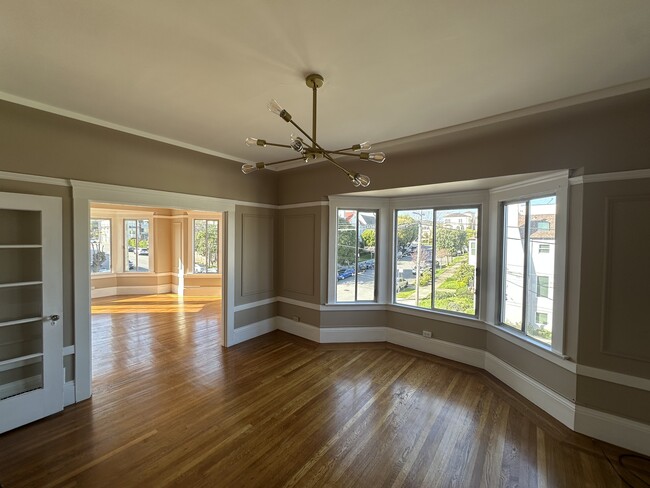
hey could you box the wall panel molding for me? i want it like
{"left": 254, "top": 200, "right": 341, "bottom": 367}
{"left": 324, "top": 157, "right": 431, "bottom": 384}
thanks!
{"left": 282, "top": 214, "right": 316, "bottom": 297}
{"left": 240, "top": 213, "right": 274, "bottom": 297}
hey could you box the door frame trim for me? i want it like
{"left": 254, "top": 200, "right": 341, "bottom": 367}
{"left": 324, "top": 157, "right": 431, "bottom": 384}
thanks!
{"left": 71, "top": 180, "right": 235, "bottom": 403}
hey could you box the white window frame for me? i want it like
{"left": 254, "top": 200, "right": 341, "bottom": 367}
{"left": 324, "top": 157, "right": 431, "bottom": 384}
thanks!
{"left": 328, "top": 196, "right": 390, "bottom": 305}
{"left": 89, "top": 217, "right": 112, "bottom": 274}
{"left": 123, "top": 216, "right": 154, "bottom": 274}
{"left": 390, "top": 191, "right": 488, "bottom": 320}
{"left": 192, "top": 218, "right": 220, "bottom": 274}
{"left": 487, "top": 171, "right": 569, "bottom": 354}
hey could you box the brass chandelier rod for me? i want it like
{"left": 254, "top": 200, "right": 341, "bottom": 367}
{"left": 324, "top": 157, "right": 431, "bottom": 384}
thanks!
{"left": 242, "top": 73, "right": 386, "bottom": 187}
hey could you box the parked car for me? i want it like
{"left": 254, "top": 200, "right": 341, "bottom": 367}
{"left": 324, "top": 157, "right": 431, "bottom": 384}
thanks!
{"left": 337, "top": 268, "right": 354, "bottom": 280}
{"left": 128, "top": 260, "right": 135, "bottom": 270}
{"left": 138, "top": 248, "right": 149, "bottom": 255}
{"left": 194, "top": 264, "right": 206, "bottom": 273}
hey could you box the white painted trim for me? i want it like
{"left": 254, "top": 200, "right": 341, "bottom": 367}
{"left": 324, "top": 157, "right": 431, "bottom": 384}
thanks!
{"left": 490, "top": 170, "right": 570, "bottom": 195}
{"left": 574, "top": 406, "right": 650, "bottom": 457}
{"left": 0, "top": 170, "right": 70, "bottom": 187}
{"left": 72, "top": 180, "right": 236, "bottom": 403}
{"left": 569, "top": 168, "right": 650, "bottom": 185}
{"left": 576, "top": 365, "right": 650, "bottom": 392}
{"left": 321, "top": 326, "right": 387, "bottom": 343}
{"left": 0, "top": 90, "right": 252, "bottom": 165}
{"left": 234, "top": 297, "right": 278, "bottom": 313}
{"left": 485, "top": 353, "right": 576, "bottom": 429}
{"left": 64, "top": 381, "right": 76, "bottom": 407}
{"left": 279, "top": 201, "right": 329, "bottom": 209}
{"left": 231, "top": 318, "right": 277, "bottom": 345}
{"left": 63, "top": 345, "right": 75, "bottom": 357}
{"left": 90, "top": 284, "right": 172, "bottom": 298}
{"left": 276, "top": 317, "right": 321, "bottom": 343}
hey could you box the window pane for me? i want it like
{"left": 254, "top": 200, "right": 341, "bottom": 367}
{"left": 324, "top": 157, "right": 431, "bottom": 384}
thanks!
{"left": 125, "top": 219, "right": 150, "bottom": 272}
{"left": 336, "top": 210, "right": 357, "bottom": 302}
{"left": 194, "top": 219, "right": 219, "bottom": 274}
{"left": 336, "top": 209, "right": 377, "bottom": 302}
{"left": 394, "top": 209, "right": 433, "bottom": 308}
{"left": 502, "top": 202, "right": 526, "bottom": 330}
{"left": 433, "top": 208, "right": 478, "bottom": 315}
{"left": 525, "top": 196, "right": 556, "bottom": 344}
{"left": 356, "top": 211, "right": 377, "bottom": 301}
{"left": 90, "top": 219, "right": 111, "bottom": 273}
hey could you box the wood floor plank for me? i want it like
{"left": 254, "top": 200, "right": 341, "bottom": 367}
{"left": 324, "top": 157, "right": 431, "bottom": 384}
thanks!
{"left": 0, "top": 294, "right": 645, "bottom": 487}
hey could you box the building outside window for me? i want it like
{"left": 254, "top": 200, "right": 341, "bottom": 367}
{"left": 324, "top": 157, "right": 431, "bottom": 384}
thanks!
{"left": 336, "top": 209, "right": 377, "bottom": 302}
{"left": 394, "top": 207, "right": 479, "bottom": 316}
{"left": 124, "top": 219, "right": 150, "bottom": 272}
{"left": 193, "top": 219, "right": 218, "bottom": 273}
{"left": 501, "top": 196, "right": 556, "bottom": 344}
{"left": 90, "top": 219, "right": 111, "bottom": 273}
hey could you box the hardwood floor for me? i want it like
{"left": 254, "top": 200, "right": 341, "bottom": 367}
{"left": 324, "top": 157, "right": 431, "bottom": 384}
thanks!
{"left": 0, "top": 294, "right": 648, "bottom": 487}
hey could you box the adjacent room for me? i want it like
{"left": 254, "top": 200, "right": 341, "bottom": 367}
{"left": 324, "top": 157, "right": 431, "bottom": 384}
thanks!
{"left": 0, "top": 1, "right": 649, "bottom": 486}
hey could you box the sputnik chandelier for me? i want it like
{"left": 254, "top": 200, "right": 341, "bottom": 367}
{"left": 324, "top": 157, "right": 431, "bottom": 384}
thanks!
{"left": 242, "top": 73, "right": 386, "bottom": 187}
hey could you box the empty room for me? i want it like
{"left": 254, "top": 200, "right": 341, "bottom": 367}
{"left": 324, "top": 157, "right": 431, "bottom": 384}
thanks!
{"left": 0, "top": 1, "right": 649, "bottom": 486}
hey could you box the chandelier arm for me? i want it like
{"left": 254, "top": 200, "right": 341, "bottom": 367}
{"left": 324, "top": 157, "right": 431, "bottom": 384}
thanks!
{"left": 265, "top": 142, "right": 292, "bottom": 149}
{"left": 322, "top": 152, "right": 354, "bottom": 178}
{"left": 312, "top": 83, "right": 317, "bottom": 149}
{"left": 327, "top": 151, "right": 359, "bottom": 157}
{"left": 264, "top": 156, "right": 307, "bottom": 166}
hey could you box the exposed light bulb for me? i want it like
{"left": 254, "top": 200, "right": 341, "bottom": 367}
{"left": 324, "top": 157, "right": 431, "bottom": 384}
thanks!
{"left": 245, "top": 137, "right": 266, "bottom": 147}
{"left": 290, "top": 134, "right": 305, "bottom": 153}
{"left": 350, "top": 177, "right": 361, "bottom": 187}
{"left": 356, "top": 174, "right": 371, "bottom": 187}
{"left": 267, "top": 99, "right": 284, "bottom": 116}
{"left": 241, "top": 162, "right": 266, "bottom": 174}
{"left": 352, "top": 141, "right": 372, "bottom": 151}
{"left": 361, "top": 152, "right": 386, "bottom": 163}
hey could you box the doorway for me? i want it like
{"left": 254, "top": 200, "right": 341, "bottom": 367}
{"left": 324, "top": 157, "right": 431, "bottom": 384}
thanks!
{"left": 72, "top": 181, "right": 236, "bottom": 404}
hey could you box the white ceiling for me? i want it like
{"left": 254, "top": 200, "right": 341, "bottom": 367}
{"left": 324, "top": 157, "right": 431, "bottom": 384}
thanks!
{"left": 1, "top": 1, "right": 650, "bottom": 168}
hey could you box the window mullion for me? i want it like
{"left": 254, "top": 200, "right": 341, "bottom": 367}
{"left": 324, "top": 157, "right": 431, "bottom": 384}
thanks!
{"left": 521, "top": 201, "right": 531, "bottom": 333}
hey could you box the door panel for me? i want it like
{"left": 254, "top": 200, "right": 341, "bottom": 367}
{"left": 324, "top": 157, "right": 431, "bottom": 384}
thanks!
{"left": 0, "top": 192, "right": 63, "bottom": 434}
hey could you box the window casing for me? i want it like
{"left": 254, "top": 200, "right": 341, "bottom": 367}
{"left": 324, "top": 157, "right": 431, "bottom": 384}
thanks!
{"left": 394, "top": 207, "right": 480, "bottom": 316}
{"left": 124, "top": 219, "right": 151, "bottom": 272}
{"left": 90, "top": 219, "right": 111, "bottom": 274}
{"left": 335, "top": 209, "right": 378, "bottom": 302}
{"left": 193, "top": 219, "right": 219, "bottom": 274}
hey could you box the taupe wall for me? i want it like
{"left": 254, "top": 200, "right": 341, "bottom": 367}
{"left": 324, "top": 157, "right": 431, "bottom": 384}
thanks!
{"left": 276, "top": 205, "right": 328, "bottom": 305}
{"left": 0, "top": 99, "right": 277, "bottom": 204}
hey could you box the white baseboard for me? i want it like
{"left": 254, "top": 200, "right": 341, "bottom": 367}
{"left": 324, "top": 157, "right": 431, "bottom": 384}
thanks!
{"left": 91, "top": 284, "right": 172, "bottom": 298}
{"left": 232, "top": 318, "right": 276, "bottom": 345}
{"left": 485, "top": 353, "right": 576, "bottom": 429}
{"left": 276, "top": 317, "right": 321, "bottom": 343}
{"left": 64, "top": 381, "right": 76, "bottom": 407}
{"left": 0, "top": 376, "right": 42, "bottom": 400}
{"left": 388, "top": 328, "right": 485, "bottom": 368}
{"left": 575, "top": 406, "right": 650, "bottom": 457}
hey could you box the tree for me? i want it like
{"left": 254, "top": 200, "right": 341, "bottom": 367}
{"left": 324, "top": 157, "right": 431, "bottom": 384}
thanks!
{"left": 337, "top": 217, "right": 357, "bottom": 266}
{"left": 396, "top": 215, "right": 418, "bottom": 252}
{"left": 436, "top": 226, "right": 466, "bottom": 264}
{"left": 361, "top": 229, "right": 375, "bottom": 248}
{"left": 195, "top": 222, "right": 218, "bottom": 268}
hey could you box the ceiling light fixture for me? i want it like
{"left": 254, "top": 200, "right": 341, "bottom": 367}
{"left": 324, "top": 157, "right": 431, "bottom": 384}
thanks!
{"left": 242, "top": 74, "right": 385, "bottom": 187}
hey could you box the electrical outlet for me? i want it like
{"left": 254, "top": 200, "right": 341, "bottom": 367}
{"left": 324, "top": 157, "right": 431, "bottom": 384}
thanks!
{"left": 422, "top": 330, "right": 432, "bottom": 338}
{"left": 291, "top": 315, "right": 301, "bottom": 323}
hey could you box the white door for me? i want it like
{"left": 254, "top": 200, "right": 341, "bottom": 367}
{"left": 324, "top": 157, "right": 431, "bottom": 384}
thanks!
{"left": 0, "top": 192, "right": 64, "bottom": 434}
